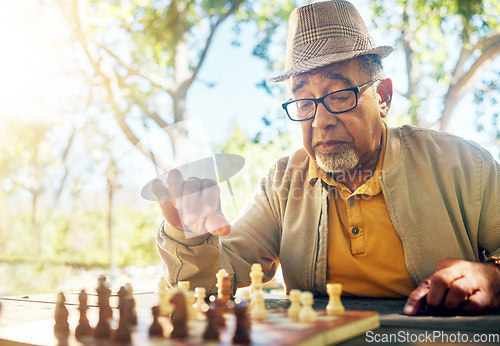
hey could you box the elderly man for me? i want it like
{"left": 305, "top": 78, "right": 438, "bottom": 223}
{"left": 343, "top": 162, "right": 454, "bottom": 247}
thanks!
{"left": 153, "top": 0, "right": 500, "bottom": 315}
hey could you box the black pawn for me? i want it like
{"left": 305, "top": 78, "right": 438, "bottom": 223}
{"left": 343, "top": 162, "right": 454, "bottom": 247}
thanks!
{"left": 203, "top": 305, "right": 220, "bottom": 341}
{"left": 233, "top": 300, "right": 251, "bottom": 344}
{"left": 170, "top": 290, "right": 188, "bottom": 338}
{"left": 115, "top": 286, "right": 132, "bottom": 343}
{"left": 125, "top": 283, "right": 138, "bottom": 326}
{"left": 75, "top": 290, "right": 94, "bottom": 341}
{"left": 209, "top": 295, "right": 226, "bottom": 328}
{"left": 54, "top": 292, "right": 70, "bottom": 341}
{"left": 148, "top": 305, "right": 164, "bottom": 337}
{"left": 94, "top": 276, "right": 112, "bottom": 339}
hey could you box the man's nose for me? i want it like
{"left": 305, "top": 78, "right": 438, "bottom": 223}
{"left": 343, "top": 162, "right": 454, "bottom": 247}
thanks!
{"left": 312, "top": 102, "right": 338, "bottom": 128}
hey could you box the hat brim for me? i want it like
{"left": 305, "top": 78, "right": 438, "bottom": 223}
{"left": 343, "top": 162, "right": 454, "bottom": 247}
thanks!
{"left": 268, "top": 46, "right": 394, "bottom": 83}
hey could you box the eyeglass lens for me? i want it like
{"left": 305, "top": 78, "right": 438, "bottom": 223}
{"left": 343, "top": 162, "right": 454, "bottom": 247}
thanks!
{"left": 286, "top": 90, "right": 356, "bottom": 120}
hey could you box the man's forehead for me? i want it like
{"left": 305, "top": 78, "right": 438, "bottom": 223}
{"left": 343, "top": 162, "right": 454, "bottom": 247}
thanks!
{"left": 290, "top": 67, "right": 354, "bottom": 95}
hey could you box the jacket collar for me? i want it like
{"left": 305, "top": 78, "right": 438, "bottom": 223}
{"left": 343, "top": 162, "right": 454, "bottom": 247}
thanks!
{"left": 383, "top": 125, "right": 402, "bottom": 172}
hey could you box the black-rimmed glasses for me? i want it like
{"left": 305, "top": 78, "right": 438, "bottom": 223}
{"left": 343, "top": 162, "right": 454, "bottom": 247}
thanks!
{"left": 282, "top": 79, "right": 379, "bottom": 121}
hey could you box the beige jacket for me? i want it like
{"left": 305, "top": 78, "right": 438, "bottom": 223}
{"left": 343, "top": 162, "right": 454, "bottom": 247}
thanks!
{"left": 156, "top": 125, "right": 500, "bottom": 296}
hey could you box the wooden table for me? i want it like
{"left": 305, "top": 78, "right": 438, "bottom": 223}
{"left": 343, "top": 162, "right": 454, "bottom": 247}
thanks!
{"left": 1, "top": 293, "right": 499, "bottom": 345}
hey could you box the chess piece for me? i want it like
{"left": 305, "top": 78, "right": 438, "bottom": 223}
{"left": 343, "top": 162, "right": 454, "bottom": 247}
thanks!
{"left": 216, "top": 269, "right": 229, "bottom": 299}
{"left": 194, "top": 287, "right": 208, "bottom": 319}
{"left": 250, "top": 263, "right": 263, "bottom": 295}
{"left": 95, "top": 276, "right": 112, "bottom": 339}
{"left": 96, "top": 275, "right": 113, "bottom": 319}
{"left": 299, "top": 291, "right": 317, "bottom": 322}
{"left": 178, "top": 280, "right": 190, "bottom": 292}
{"left": 240, "top": 289, "right": 251, "bottom": 303}
{"left": 220, "top": 275, "right": 232, "bottom": 305}
{"left": 287, "top": 289, "right": 301, "bottom": 319}
{"left": 75, "top": 290, "right": 94, "bottom": 341}
{"left": 170, "top": 290, "right": 188, "bottom": 338}
{"left": 209, "top": 295, "right": 226, "bottom": 327}
{"left": 250, "top": 292, "right": 266, "bottom": 320}
{"left": 185, "top": 289, "right": 197, "bottom": 320}
{"left": 115, "top": 286, "right": 132, "bottom": 343}
{"left": 203, "top": 305, "right": 220, "bottom": 341}
{"left": 54, "top": 292, "right": 70, "bottom": 340}
{"left": 149, "top": 305, "right": 164, "bottom": 337}
{"left": 125, "top": 282, "right": 138, "bottom": 325}
{"left": 233, "top": 300, "right": 251, "bottom": 344}
{"left": 326, "top": 283, "right": 345, "bottom": 315}
{"left": 158, "top": 277, "right": 172, "bottom": 316}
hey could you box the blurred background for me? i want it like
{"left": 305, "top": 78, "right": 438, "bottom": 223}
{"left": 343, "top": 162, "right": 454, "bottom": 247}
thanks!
{"left": 0, "top": 0, "right": 498, "bottom": 295}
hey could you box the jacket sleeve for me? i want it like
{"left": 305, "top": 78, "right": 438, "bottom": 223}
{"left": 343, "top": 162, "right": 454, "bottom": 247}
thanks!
{"left": 477, "top": 150, "right": 500, "bottom": 262}
{"left": 155, "top": 158, "right": 287, "bottom": 295}
{"left": 156, "top": 221, "right": 222, "bottom": 294}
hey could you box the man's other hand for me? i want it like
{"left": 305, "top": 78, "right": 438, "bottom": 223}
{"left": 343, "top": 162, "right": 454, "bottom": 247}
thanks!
{"left": 404, "top": 259, "right": 500, "bottom": 315}
{"left": 151, "top": 169, "right": 230, "bottom": 237}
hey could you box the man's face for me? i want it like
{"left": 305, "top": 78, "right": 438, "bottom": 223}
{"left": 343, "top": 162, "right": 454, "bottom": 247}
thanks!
{"left": 289, "top": 59, "right": 390, "bottom": 173}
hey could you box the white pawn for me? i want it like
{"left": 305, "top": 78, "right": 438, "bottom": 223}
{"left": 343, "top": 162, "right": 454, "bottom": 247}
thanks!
{"left": 299, "top": 292, "right": 317, "bottom": 322}
{"left": 250, "top": 263, "right": 263, "bottom": 294}
{"left": 158, "top": 277, "right": 172, "bottom": 316}
{"left": 326, "top": 283, "right": 345, "bottom": 315}
{"left": 250, "top": 292, "right": 267, "bottom": 320}
{"left": 239, "top": 289, "right": 252, "bottom": 311}
{"left": 216, "top": 269, "right": 229, "bottom": 296}
{"left": 184, "top": 290, "right": 197, "bottom": 320}
{"left": 193, "top": 287, "right": 208, "bottom": 319}
{"left": 178, "top": 281, "right": 190, "bottom": 292}
{"left": 287, "top": 289, "right": 301, "bottom": 319}
{"left": 239, "top": 288, "right": 251, "bottom": 303}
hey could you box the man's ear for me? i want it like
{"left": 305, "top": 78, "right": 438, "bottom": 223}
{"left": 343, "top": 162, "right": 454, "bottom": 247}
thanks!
{"left": 377, "top": 78, "right": 393, "bottom": 118}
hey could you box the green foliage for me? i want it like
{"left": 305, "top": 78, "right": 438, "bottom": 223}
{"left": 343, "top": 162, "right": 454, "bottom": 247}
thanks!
{"left": 233, "top": 0, "right": 297, "bottom": 96}
{"left": 474, "top": 77, "right": 500, "bottom": 157}
{"left": 0, "top": 205, "right": 159, "bottom": 268}
{"left": 0, "top": 119, "right": 55, "bottom": 194}
{"left": 86, "top": 0, "right": 252, "bottom": 72}
{"left": 370, "top": 0, "right": 500, "bottom": 144}
{"left": 1, "top": 0, "right": 298, "bottom": 295}
{"left": 0, "top": 203, "right": 160, "bottom": 294}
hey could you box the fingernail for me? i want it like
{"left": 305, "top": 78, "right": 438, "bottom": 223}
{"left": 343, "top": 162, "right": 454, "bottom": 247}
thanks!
{"left": 403, "top": 303, "right": 415, "bottom": 315}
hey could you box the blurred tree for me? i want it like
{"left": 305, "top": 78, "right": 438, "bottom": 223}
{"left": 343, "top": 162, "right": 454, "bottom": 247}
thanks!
{"left": 370, "top": 0, "right": 500, "bottom": 132}
{"left": 106, "top": 158, "right": 120, "bottom": 279}
{"left": 0, "top": 119, "right": 75, "bottom": 254}
{"left": 54, "top": 0, "right": 297, "bottom": 170}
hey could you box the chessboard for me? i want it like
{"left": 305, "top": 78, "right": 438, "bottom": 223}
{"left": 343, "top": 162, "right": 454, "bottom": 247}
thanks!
{"left": 0, "top": 294, "right": 379, "bottom": 346}
{"left": 0, "top": 269, "right": 380, "bottom": 346}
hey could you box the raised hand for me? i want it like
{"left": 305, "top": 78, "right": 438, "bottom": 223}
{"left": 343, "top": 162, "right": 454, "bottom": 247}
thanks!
{"left": 151, "top": 169, "right": 230, "bottom": 237}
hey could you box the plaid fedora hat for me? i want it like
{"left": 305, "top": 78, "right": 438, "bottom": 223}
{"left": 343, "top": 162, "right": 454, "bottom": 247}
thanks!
{"left": 269, "top": 0, "right": 394, "bottom": 83}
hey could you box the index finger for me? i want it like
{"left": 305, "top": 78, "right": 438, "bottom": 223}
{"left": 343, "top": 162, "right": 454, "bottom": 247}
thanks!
{"left": 151, "top": 179, "right": 171, "bottom": 202}
{"left": 167, "top": 169, "right": 184, "bottom": 208}
{"left": 404, "top": 279, "right": 430, "bottom": 315}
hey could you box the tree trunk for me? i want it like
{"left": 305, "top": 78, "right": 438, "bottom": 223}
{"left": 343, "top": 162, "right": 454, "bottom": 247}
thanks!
{"left": 107, "top": 169, "right": 117, "bottom": 281}
{"left": 31, "top": 191, "right": 40, "bottom": 254}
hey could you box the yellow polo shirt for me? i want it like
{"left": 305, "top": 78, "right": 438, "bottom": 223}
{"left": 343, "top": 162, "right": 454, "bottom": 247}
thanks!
{"left": 309, "top": 128, "right": 415, "bottom": 298}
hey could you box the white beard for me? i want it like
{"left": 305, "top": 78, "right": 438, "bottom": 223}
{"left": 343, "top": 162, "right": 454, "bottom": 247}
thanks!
{"left": 315, "top": 148, "right": 359, "bottom": 173}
